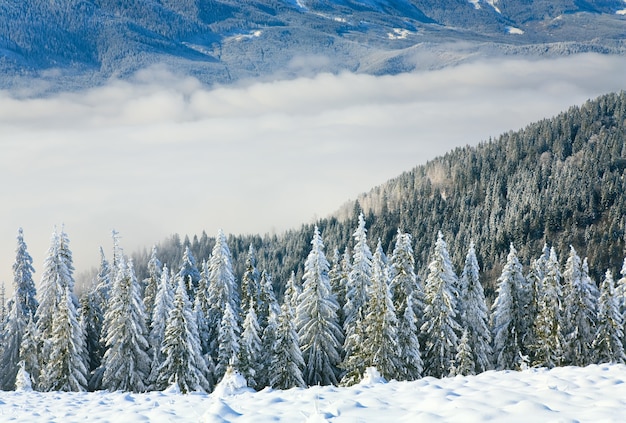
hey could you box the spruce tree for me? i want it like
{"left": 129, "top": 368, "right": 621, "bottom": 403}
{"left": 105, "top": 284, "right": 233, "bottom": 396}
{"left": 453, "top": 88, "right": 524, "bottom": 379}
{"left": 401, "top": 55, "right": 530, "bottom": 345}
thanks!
{"left": 395, "top": 293, "right": 423, "bottom": 381}
{"left": 389, "top": 230, "right": 424, "bottom": 329}
{"left": 148, "top": 265, "right": 174, "bottom": 386}
{"left": 343, "top": 213, "right": 372, "bottom": 366}
{"left": 592, "top": 270, "right": 626, "bottom": 364}
{"left": 421, "top": 232, "right": 461, "bottom": 378}
{"left": 177, "top": 245, "right": 201, "bottom": 299}
{"left": 452, "top": 329, "right": 475, "bottom": 376}
{"left": 216, "top": 303, "right": 241, "bottom": 382}
{"left": 143, "top": 246, "right": 162, "bottom": 326}
{"left": 39, "top": 285, "right": 89, "bottom": 392}
{"left": 531, "top": 247, "right": 564, "bottom": 368}
{"left": 239, "top": 300, "right": 262, "bottom": 389}
{"left": 561, "top": 247, "right": 597, "bottom": 366}
{"left": 12, "top": 228, "right": 38, "bottom": 320}
{"left": 298, "top": 226, "right": 343, "bottom": 386}
{"left": 157, "top": 275, "right": 212, "bottom": 393}
{"left": 19, "top": 316, "right": 39, "bottom": 388}
{"left": 459, "top": 241, "right": 492, "bottom": 373}
{"left": 491, "top": 244, "right": 527, "bottom": 370}
{"left": 101, "top": 257, "right": 151, "bottom": 392}
{"left": 206, "top": 229, "right": 239, "bottom": 361}
{"left": 270, "top": 288, "right": 305, "bottom": 390}
{"left": 195, "top": 260, "right": 212, "bottom": 357}
{"left": 240, "top": 244, "right": 262, "bottom": 319}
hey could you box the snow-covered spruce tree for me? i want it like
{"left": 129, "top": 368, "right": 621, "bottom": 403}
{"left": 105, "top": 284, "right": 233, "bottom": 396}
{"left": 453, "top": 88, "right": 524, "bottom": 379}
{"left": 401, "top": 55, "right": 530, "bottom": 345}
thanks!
{"left": 80, "top": 288, "right": 104, "bottom": 375}
{"left": 592, "top": 270, "right": 626, "bottom": 364}
{"left": 458, "top": 241, "right": 492, "bottom": 373}
{"left": 258, "top": 306, "right": 278, "bottom": 388}
{"left": 0, "top": 228, "right": 39, "bottom": 390}
{"left": 39, "top": 284, "right": 89, "bottom": 392}
{"left": 561, "top": 246, "right": 597, "bottom": 366}
{"left": 360, "top": 240, "right": 400, "bottom": 381}
{"left": 285, "top": 271, "right": 302, "bottom": 313}
{"left": 19, "top": 315, "right": 40, "bottom": 388}
{"left": 270, "top": 287, "right": 305, "bottom": 390}
{"left": 491, "top": 244, "right": 528, "bottom": 370}
{"left": 298, "top": 226, "right": 343, "bottom": 387}
{"left": 343, "top": 213, "right": 372, "bottom": 366}
{"left": 389, "top": 230, "right": 424, "bottom": 329}
{"left": 531, "top": 247, "right": 564, "bottom": 368}
{"left": 177, "top": 245, "right": 201, "bottom": 300}
{"left": 12, "top": 228, "right": 38, "bottom": 322}
{"left": 216, "top": 303, "right": 241, "bottom": 382}
{"left": 240, "top": 244, "right": 262, "bottom": 320}
{"left": 156, "top": 275, "right": 212, "bottom": 393}
{"left": 101, "top": 257, "right": 151, "bottom": 392}
{"left": 206, "top": 229, "right": 239, "bottom": 361}
{"left": 238, "top": 300, "right": 262, "bottom": 389}
{"left": 328, "top": 248, "right": 347, "bottom": 327}
{"left": 420, "top": 231, "right": 461, "bottom": 378}
{"left": 195, "top": 260, "right": 212, "bottom": 357}
{"left": 523, "top": 244, "right": 550, "bottom": 352}
{"left": 148, "top": 265, "right": 174, "bottom": 387}
{"left": 143, "top": 246, "right": 162, "bottom": 327}
{"left": 396, "top": 293, "right": 423, "bottom": 381}
{"left": 452, "top": 329, "right": 475, "bottom": 377}
{"left": 35, "top": 228, "right": 77, "bottom": 388}
{"left": 258, "top": 271, "right": 280, "bottom": 332}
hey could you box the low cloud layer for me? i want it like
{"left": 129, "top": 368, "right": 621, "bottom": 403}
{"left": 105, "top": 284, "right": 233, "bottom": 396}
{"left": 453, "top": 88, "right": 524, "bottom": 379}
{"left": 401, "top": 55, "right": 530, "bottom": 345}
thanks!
{"left": 1, "top": 53, "right": 625, "bottom": 287}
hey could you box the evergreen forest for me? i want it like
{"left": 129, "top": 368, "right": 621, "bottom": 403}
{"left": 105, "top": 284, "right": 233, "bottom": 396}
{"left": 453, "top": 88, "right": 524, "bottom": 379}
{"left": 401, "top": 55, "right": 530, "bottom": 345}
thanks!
{"left": 1, "top": 90, "right": 626, "bottom": 392}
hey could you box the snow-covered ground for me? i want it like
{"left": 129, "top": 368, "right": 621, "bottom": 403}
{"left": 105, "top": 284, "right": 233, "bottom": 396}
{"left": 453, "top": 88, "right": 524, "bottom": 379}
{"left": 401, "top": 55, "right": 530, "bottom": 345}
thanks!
{"left": 1, "top": 364, "right": 626, "bottom": 422}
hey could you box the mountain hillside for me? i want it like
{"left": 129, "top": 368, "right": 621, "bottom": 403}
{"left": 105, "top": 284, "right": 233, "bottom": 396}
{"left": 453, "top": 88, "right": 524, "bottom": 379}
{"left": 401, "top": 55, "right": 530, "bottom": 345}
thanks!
{"left": 133, "top": 90, "right": 626, "bottom": 300}
{"left": 1, "top": 0, "right": 625, "bottom": 90}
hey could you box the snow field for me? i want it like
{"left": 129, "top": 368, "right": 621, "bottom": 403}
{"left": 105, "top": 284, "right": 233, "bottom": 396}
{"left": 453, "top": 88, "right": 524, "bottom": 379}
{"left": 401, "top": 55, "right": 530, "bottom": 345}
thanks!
{"left": 1, "top": 364, "right": 626, "bottom": 422}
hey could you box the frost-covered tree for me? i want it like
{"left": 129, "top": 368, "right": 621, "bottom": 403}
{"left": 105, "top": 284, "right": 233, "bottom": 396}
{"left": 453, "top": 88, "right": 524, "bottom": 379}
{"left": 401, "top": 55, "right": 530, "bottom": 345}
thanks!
{"left": 39, "top": 285, "right": 89, "bottom": 392}
{"left": 531, "top": 247, "right": 564, "bottom": 368}
{"left": 420, "top": 232, "right": 461, "bottom": 378}
{"left": 523, "top": 244, "right": 550, "bottom": 350}
{"left": 270, "top": 288, "right": 305, "bottom": 390}
{"left": 0, "top": 299, "right": 26, "bottom": 390}
{"left": 177, "top": 245, "right": 201, "bottom": 299}
{"left": 561, "top": 247, "right": 597, "bottom": 366}
{"left": 328, "top": 248, "right": 346, "bottom": 326}
{"left": 216, "top": 303, "right": 241, "bottom": 382}
{"left": 258, "top": 306, "right": 278, "bottom": 388}
{"left": 240, "top": 244, "right": 262, "bottom": 319}
{"left": 395, "top": 293, "right": 423, "bottom": 381}
{"left": 343, "top": 213, "right": 372, "bottom": 363}
{"left": 452, "top": 329, "right": 475, "bottom": 376}
{"left": 12, "top": 228, "right": 38, "bottom": 321}
{"left": 298, "top": 226, "right": 343, "bottom": 386}
{"left": 80, "top": 288, "right": 104, "bottom": 375}
{"left": 101, "top": 257, "right": 151, "bottom": 392}
{"left": 206, "top": 230, "right": 239, "bottom": 360}
{"left": 458, "top": 241, "right": 492, "bottom": 373}
{"left": 143, "top": 246, "right": 162, "bottom": 326}
{"left": 258, "top": 271, "right": 280, "bottom": 332}
{"left": 285, "top": 271, "right": 302, "bottom": 312}
{"left": 360, "top": 240, "right": 400, "bottom": 381}
{"left": 390, "top": 230, "right": 423, "bottom": 328}
{"left": 491, "top": 244, "right": 527, "bottom": 370}
{"left": 156, "top": 275, "right": 212, "bottom": 393}
{"left": 593, "top": 270, "right": 625, "bottom": 364}
{"left": 238, "top": 300, "right": 262, "bottom": 389}
{"left": 148, "top": 265, "right": 174, "bottom": 386}
{"left": 19, "top": 316, "right": 39, "bottom": 388}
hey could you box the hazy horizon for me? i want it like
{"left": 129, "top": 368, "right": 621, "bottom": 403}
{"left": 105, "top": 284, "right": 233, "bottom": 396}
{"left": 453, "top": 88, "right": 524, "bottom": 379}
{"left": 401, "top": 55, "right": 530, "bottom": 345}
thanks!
{"left": 2, "top": 52, "right": 626, "bottom": 296}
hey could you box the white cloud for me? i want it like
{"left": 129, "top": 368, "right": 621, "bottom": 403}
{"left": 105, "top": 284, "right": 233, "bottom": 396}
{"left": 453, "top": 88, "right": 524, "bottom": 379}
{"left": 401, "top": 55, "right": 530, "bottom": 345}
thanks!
{"left": 1, "top": 53, "right": 625, "bottom": 289}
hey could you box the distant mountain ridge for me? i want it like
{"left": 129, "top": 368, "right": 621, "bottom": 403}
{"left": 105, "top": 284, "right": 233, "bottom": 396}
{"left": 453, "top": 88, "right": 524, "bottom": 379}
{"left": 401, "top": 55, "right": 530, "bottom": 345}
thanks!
{"left": 1, "top": 0, "right": 625, "bottom": 90}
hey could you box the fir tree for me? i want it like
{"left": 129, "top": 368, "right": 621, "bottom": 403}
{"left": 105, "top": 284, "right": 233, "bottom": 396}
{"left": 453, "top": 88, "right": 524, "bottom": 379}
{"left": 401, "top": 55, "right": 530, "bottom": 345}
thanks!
{"left": 19, "top": 316, "right": 39, "bottom": 388}
{"left": 592, "top": 270, "right": 626, "bottom": 364}
{"left": 258, "top": 271, "right": 280, "bottom": 331}
{"left": 156, "top": 275, "right": 212, "bottom": 393}
{"left": 298, "top": 226, "right": 343, "bottom": 387}
{"left": 240, "top": 244, "right": 262, "bottom": 320}
{"left": 143, "top": 246, "right": 162, "bottom": 326}
{"left": 216, "top": 303, "right": 241, "bottom": 382}
{"left": 491, "top": 244, "right": 527, "bottom": 370}
{"left": 238, "top": 300, "right": 262, "bottom": 389}
{"left": 389, "top": 230, "right": 424, "bottom": 329}
{"left": 206, "top": 230, "right": 239, "bottom": 361}
{"left": 458, "top": 241, "right": 492, "bottom": 373}
{"left": 80, "top": 288, "right": 104, "bottom": 375}
{"left": 343, "top": 213, "right": 372, "bottom": 365}
{"left": 561, "top": 247, "right": 597, "bottom": 366}
{"left": 12, "top": 228, "right": 38, "bottom": 320}
{"left": 177, "top": 245, "right": 201, "bottom": 299}
{"left": 0, "top": 299, "right": 26, "bottom": 389}
{"left": 101, "top": 257, "right": 151, "bottom": 392}
{"left": 39, "top": 285, "right": 89, "bottom": 392}
{"left": 531, "top": 247, "right": 564, "bottom": 368}
{"left": 396, "top": 293, "right": 423, "bottom": 381}
{"left": 148, "top": 265, "right": 174, "bottom": 386}
{"left": 270, "top": 288, "right": 305, "bottom": 390}
{"left": 258, "top": 306, "right": 278, "bottom": 388}
{"left": 452, "top": 329, "right": 475, "bottom": 376}
{"left": 420, "top": 232, "right": 461, "bottom": 378}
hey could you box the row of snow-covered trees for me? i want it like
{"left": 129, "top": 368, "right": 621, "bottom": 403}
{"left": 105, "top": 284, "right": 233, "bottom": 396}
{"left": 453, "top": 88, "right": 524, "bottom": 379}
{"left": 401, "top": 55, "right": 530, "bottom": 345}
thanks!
{"left": 2, "top": 214, "right": 626, "bottom": 393}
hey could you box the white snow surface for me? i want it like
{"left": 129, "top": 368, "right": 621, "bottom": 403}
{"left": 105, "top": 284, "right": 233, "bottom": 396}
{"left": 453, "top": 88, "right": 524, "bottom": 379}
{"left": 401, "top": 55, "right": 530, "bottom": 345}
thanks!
{"left": 1, "top": 364, "right": 626, "bottom": 422}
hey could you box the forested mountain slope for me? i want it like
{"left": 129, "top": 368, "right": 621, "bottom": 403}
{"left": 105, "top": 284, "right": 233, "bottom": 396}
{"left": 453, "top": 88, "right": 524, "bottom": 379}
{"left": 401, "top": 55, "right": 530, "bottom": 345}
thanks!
{"left": 135, "top": 91, "right": 626, "bottom": 300}
{"left": 1, "top": 0, "right": 625, "bottom": 91}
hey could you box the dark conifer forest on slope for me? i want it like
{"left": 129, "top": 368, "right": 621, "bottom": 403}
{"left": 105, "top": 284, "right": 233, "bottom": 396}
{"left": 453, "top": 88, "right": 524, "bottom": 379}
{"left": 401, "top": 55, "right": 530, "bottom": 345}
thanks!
{"left": 135, "top": 90, "right": 626, "bottom": 301}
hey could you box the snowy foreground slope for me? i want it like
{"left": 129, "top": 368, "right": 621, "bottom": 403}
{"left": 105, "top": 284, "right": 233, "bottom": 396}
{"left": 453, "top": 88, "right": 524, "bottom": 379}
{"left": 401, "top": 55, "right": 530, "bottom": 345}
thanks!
{"left": 2, "top": 364, "right": 626, "bottom": 422}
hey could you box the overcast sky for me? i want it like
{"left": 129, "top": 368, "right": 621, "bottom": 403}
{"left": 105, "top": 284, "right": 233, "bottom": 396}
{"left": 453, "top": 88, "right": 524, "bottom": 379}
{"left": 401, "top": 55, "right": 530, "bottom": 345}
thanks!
{"left": 1, "top": 53, "right": 625, "bottom": 293}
